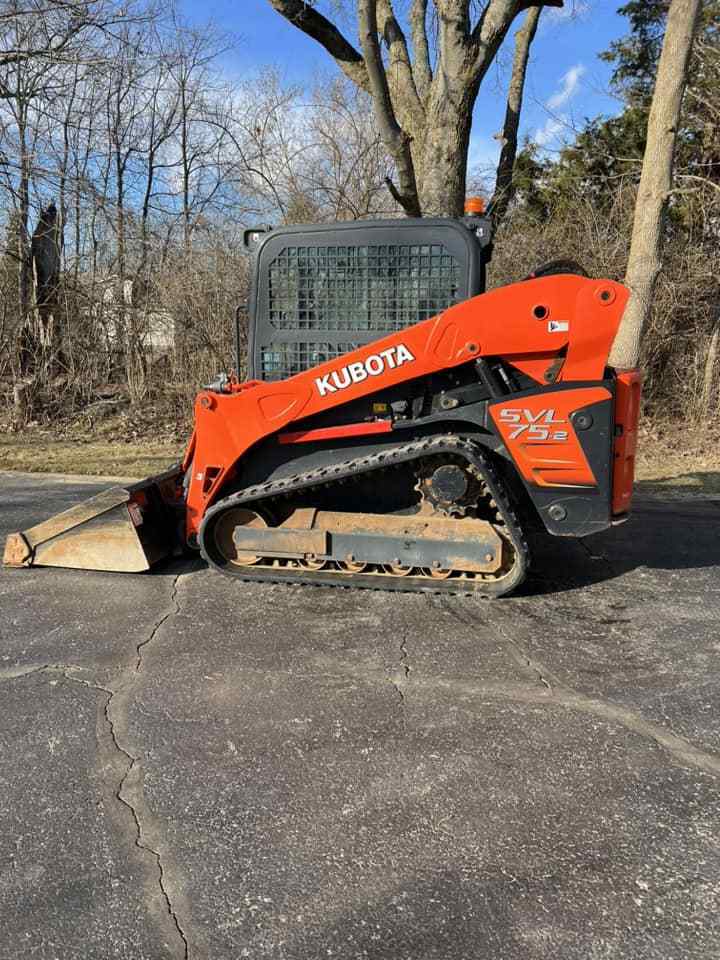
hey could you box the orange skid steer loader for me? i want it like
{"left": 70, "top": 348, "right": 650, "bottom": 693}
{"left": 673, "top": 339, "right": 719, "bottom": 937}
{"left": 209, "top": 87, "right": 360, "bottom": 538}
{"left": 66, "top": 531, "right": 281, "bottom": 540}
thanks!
{"left": 4, "top": 209, "right": 641, "bottom": 597}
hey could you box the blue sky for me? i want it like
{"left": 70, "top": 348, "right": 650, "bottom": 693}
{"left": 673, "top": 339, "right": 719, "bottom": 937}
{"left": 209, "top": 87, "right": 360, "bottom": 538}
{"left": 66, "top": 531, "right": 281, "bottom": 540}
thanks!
{"left": 179, "top": 1, "right": 629, "bottom": 177}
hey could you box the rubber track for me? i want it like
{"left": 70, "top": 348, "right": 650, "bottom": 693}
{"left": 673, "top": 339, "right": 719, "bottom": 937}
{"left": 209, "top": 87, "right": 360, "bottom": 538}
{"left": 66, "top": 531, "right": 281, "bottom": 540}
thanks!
{"left": 199, "top": 437, "right": 530, "bottom": 597}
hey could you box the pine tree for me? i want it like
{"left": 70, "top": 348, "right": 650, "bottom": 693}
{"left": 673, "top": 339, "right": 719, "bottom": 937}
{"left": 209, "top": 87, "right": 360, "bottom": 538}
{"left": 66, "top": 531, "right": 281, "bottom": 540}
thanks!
{"left": 513, "top": 2, "right": 719, "bottom": 218}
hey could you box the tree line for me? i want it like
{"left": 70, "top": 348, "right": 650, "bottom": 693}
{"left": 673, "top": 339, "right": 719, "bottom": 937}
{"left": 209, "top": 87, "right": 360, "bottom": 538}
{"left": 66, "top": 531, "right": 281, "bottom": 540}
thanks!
{"left": 0, "top": 0, "right": 395, "bottom": 418}
{"left": 0, "top": 0, "right": 717, "bottom": 427}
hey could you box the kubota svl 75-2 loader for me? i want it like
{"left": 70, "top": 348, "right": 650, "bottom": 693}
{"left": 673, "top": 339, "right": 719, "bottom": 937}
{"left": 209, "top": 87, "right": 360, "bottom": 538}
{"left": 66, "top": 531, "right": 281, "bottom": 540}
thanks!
{"left": 3, "top": 209, "right": 640, "bottom": 596}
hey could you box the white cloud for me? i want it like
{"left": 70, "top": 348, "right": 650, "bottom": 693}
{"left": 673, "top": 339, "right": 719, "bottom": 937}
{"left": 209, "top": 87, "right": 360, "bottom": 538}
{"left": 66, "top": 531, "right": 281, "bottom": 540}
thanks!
{"left": 533, "top": 62, "right": 586, "bottom": 147}
{"left": 547, "top": 63, "right": 586, "bottom": 110}
{"left": 535, "top": 116, "right": 566, "bottom": 147}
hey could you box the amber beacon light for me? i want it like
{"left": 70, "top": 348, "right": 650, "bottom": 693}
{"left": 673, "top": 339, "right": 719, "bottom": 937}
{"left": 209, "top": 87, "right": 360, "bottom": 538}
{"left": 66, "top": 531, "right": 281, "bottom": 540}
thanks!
{"left": 464, "top": 196, "right": 486, "bottom": 215}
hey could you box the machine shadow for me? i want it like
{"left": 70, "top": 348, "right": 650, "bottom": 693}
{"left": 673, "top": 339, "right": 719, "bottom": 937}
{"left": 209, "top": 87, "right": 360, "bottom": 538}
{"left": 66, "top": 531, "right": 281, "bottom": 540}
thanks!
{"left": 148, "top": 553, "right": 206, "bottom": 577}
{"left": 520, "top": 499, "right": 720, "bottom": 597}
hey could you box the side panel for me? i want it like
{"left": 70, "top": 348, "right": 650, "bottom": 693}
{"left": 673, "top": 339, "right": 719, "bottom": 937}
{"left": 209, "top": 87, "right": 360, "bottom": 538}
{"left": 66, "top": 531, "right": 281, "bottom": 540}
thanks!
{"left": 489, "top": 387, "right": 616, "bottom": 537}
{"left": 489, "top": 387, "right": 611, "bottom": 488}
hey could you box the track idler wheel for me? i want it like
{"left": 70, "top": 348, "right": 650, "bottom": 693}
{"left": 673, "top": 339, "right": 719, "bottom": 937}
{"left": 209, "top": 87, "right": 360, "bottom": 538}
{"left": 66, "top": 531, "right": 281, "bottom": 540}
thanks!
{"left": 210, "top": 508, "right": 267, "bottom": 566}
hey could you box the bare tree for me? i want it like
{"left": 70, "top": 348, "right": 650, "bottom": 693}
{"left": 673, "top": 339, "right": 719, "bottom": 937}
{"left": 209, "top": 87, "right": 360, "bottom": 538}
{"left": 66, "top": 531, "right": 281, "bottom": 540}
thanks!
{"left": 166, "top": 23, "right": 232, "bottom": 250}
{"left": 490, "top": 5, "right": 541, "bottom": 224}
{"left": 309, "top": 78, "right": 396, "bottom": 219}
{"left": 0, "top": 0, "right": 156, "bottom": 90}
{"left": 101, "top": 25, "right": 153, "bottom": 339}
{"left": 267, "top": 0, "right": 562, "bottom": 217}
{"left": 229, "top": 73, "right": 395, "bottom": 223}
{"left": 0, "top": 2, "right": 72, "bottom": 373}
{"left": 609, "top": 0, "right": 703, "bottom": 370}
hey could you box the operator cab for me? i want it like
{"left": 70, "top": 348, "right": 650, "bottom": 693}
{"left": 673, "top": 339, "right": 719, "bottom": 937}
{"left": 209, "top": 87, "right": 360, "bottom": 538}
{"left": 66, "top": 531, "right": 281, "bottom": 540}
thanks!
{"left": 241, "top": 214, "right": 493, "bottom": 382}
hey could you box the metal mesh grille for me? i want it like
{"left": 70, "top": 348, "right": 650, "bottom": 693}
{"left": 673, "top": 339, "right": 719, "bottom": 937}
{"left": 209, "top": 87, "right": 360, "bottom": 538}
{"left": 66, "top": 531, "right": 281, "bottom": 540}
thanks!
{"left": 261, "top": 342, "right": 359, "bottom": 381}
{"left": 267, "top": 244, "right": 461, "bottom": 333}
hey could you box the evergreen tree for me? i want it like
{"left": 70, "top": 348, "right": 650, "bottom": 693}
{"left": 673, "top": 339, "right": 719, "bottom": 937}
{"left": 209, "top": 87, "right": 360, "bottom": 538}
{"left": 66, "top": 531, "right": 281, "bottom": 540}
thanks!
{"left": 513, "top": 1, "right": 719, "bottom": 218}
{"left": 601, "top": 1, "right": 673, "bottom": 105}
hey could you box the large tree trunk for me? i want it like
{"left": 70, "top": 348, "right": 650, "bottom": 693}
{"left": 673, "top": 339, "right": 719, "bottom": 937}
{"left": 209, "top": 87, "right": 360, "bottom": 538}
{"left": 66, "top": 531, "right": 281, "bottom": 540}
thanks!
{"left": 608, "top": 0, "right": 702, "bottom": 370}
{"left": 414, "top": 84, "right": 474, "bottom": 216}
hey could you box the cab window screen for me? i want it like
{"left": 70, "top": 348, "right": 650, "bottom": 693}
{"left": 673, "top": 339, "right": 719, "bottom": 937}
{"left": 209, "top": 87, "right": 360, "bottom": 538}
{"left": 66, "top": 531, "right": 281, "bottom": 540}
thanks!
{"left": 267, "top": 243, "right": 461, "bottom": 337}
{"left": 252, "top": 220, "right": 483, "bottom": 383}
{"left": 261, "top": 341, "right": 358, "bottom": 381}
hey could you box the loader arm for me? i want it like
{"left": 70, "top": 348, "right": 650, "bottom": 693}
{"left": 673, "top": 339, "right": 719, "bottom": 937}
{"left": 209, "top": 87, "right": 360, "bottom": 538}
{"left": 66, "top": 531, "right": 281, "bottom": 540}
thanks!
{"left": 185, "top": 274, "right": 630, "bottom": 540}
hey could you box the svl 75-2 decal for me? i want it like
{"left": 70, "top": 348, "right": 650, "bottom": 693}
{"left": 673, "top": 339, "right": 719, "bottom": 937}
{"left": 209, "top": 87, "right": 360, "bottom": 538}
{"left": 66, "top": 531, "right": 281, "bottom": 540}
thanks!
{"left": 498, "top": 408, "right": 569, "bottom": 441}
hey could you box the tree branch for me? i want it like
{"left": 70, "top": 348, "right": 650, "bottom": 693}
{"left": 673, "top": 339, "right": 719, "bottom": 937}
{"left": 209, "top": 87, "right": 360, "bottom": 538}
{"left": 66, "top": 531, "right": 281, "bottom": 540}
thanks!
{"left": 469, "top": 0, "right": 562, "bottom": 82}
{"left": 490, "top": 5, "right": 541, "bottom": 224}
{"left": 267, "top": 0, "right": 369, "bottom": 91}
{"left": 358, "top": 0, "right": 420, "bottom": 216}
{"left": 516, "top": 0, "right": 563, "bottom": 9}
{"left": 675, "top": 173, "right": 720, "bottom": 194}
{"left": 410, "top": 0, "right": 432, "bottom": 103}
{"left": 377, "top": 0, "right": 425, "bottom": 134}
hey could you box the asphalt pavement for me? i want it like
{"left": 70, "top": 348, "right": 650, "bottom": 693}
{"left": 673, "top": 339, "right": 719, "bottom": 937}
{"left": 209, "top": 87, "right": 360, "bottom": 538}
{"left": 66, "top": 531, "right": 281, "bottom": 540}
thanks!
{"left": 1, "top": 472, "right": 719, "bottom": 959}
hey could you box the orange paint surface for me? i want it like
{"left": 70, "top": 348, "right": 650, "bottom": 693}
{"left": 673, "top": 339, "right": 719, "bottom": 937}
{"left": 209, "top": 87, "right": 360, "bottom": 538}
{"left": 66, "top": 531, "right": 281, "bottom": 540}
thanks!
{"left": 489, "top": 387, "right": 612, "bottom": 488}
{"left": 185, "top": 274, "right": 629, "bottom": 538}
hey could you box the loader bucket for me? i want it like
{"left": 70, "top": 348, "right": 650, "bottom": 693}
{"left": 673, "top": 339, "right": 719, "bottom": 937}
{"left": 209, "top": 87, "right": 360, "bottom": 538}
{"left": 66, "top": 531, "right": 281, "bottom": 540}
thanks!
{"left": 3, "top": 466, "right": 184, "bottom": 573}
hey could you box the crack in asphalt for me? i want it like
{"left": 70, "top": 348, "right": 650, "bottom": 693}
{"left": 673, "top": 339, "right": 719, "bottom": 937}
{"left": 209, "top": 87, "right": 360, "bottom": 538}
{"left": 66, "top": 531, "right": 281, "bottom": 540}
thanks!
{"left": 388, "top": 632, "right": 411, "bottom": 705}
{"left": 439, "top": 597, "right": 556, "bottom": 690}
{"left": 344, "top": 651, "right": 720, "bottom": 780}
{"left": 430, "top": 675, "right": 720, "bottom": 778}
{"left": 133, "top": 574, "right": 182, "bottom": 673}
{"left": 116, "top": 756, "right": 189, "bottom": 960}
{"left": 433, "top": 598, "right": 720, "bottom": 780}
{"left": 63, "top": 671, "right": 188, "bottom": 956}
{"left": 491, "top": 617, "right": 554, "bottom": 692}
{"left": 104, "top": 571, "right": 190, "bottom": 960}
{"left": 5, "top": 574, "right": 191, "bottom": 959}
{"left": 399, "top": 635, "right": 411, "bottom": 680}
{"left": 0, "top": 663, "right": 68, "bottom": 681}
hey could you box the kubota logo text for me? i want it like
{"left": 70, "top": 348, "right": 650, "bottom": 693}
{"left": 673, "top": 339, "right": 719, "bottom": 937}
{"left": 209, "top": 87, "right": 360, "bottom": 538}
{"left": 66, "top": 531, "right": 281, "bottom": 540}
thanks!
{"left": 499, "top": 408, "right": 569, "bottom": 441}
{"left": 315, "top": 344, "right": 415, "bottom": 397}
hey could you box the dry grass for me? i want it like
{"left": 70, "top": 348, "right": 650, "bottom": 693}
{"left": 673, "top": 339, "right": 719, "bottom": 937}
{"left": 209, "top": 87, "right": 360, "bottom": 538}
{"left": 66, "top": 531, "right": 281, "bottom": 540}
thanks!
{"left": 0, "top": 435, "right": 181, "bottom": 478}
{"left": 1, "top": 413, "right": 717, "bottom": 495}
{"left": 634, "top": 422, "right": 720, "bottom": 496}
{"left": 0, "top": 400, "right": 185, "bottom": 479}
